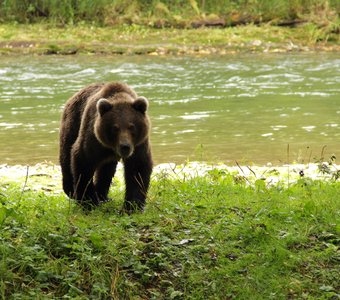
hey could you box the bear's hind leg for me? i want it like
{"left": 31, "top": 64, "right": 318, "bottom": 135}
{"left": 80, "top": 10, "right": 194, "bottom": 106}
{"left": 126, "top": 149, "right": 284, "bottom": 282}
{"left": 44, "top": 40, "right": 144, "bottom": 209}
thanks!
{"left": 60, "top": 144, "right": 74, "bottom": 198}
{"left": 94, "top": 161, "right": 118, "bottom": 202}
{"left": 62, "top": 173, "right": 74, "bottom": 198}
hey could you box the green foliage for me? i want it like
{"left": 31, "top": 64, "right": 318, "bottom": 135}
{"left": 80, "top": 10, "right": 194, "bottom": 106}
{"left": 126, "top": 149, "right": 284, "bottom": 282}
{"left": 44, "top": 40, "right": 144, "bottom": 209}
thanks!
{"left": 0, "top": 0, "right": 113, "bottom": 24}
{"left": 0, "top": 0, "right": 338, "bottom": 28}
{"left": 0, "top": 168, "right": 339, "bottom": 299}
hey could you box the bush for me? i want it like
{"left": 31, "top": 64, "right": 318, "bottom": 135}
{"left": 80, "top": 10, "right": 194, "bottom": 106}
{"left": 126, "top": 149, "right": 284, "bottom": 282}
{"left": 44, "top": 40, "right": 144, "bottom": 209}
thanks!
{"left": 0, "top": 0, "right": 338, "bottom": 26}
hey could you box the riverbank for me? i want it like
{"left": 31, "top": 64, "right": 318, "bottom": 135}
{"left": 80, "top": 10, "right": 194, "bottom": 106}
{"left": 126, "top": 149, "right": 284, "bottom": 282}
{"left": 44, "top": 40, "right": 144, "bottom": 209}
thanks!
{"left": 1, "top": 161, "right": 339, "bottom": 299}
{"left": 0, "top": 23, "right": 339, "bottom": 56}
{"left": 1, "top": 161, "right": 339, "bottom": 194}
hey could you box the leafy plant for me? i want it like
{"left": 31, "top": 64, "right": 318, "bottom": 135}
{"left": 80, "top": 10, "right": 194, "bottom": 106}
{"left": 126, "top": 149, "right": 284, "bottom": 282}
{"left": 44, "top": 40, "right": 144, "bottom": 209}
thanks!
{"left": 1, "top": 163, "right": 339, "bottom": 298}
{"left": 0, "top": 0, "right": 339, "bottom": 29}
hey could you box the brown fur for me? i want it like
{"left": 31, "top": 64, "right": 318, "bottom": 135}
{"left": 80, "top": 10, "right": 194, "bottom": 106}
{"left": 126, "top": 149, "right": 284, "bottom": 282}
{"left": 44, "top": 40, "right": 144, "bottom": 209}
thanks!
{"left": 59, "top": 82, "right": 153, "bottom": 211}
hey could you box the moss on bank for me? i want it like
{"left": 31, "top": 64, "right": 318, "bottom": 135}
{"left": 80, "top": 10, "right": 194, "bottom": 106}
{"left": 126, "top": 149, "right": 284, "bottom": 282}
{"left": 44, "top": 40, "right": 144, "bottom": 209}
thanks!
{"left": 0, "top": 23, "right": 339, "bottom": 56}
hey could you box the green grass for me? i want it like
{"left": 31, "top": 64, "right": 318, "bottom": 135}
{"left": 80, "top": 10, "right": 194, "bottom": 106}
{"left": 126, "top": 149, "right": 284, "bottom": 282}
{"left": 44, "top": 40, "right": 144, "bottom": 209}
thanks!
{"left": 0, "top": 22, "right": 339, "bottom": 56}
{"left": 1, "top": 167, "right": 339, "bottom": 299}
{"left": 0, "top": 0, "right": 339, "bottom": 28}
{"left": 0, "top": 0, "right": 339, "bottom": 55}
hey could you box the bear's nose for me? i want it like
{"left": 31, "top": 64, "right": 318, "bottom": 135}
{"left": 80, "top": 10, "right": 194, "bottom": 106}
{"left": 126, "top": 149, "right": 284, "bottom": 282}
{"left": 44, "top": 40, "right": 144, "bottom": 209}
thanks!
{"left": 119, "top": 143, "right": 132, "bottom": 158}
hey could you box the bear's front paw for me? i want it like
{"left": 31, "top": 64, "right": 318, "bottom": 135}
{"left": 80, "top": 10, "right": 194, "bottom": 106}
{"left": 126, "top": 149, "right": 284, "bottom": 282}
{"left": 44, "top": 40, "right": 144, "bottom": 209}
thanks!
{"left": 122, "top": 200, "right": 145, "bottom": 214}
{"left": 79, "top": 199, "right": 100, "bottom": 212}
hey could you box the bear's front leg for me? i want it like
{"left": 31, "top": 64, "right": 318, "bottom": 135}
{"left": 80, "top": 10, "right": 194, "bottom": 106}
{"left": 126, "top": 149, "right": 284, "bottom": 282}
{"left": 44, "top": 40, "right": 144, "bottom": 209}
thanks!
{"left": 71, "top": 152, "right": 100, "bottom": 207}
{"left": 123, "top": 143, "right": 153, "bottom": 212}
{"left": 94, "top": 161, "right": 118, "bottom": 202}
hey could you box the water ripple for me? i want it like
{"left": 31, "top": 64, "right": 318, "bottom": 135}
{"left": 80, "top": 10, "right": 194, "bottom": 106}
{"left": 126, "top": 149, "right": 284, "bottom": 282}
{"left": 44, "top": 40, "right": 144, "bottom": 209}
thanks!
{"left": 0, "top": 53, "right": 339, "bottom": 164}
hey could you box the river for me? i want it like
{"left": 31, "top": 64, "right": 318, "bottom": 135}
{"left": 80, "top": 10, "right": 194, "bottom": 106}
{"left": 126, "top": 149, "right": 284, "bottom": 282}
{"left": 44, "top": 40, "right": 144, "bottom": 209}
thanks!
{"left": 0, "top": 53, "right": 339, "bottom": 165}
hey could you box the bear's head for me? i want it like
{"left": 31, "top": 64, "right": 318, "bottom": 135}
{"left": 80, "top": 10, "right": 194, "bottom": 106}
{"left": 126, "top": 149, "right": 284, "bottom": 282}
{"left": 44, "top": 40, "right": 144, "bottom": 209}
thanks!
{"left": 94, "top": 96, "right": 150, "bottom": 159}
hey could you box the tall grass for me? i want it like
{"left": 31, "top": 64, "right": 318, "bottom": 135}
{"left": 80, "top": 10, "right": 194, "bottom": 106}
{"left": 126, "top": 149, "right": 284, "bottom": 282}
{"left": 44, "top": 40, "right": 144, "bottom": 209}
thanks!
{"left": 1, "top": 167, "right": 339, "bottom": 299}
{"left": 0, "top": 0, "right": 112, "bottom": 24}
{"left": 0, "top": 0, "right": 338, "bottom": 26}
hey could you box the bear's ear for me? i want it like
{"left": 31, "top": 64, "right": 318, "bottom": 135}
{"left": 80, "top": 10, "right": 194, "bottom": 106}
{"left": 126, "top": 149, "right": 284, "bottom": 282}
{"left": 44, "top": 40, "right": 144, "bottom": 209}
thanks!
{"left": 97, "top": 98, "right": 112, "bottom": 116}
{"left": 133, "top": 96, "right": 148, "bottom": 114}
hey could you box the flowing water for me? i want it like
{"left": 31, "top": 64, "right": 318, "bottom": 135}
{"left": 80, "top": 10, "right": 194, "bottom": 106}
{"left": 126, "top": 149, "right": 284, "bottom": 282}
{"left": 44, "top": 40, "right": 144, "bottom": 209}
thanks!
{"left": 0, "top": 53, "right": 339, "bottom": 165}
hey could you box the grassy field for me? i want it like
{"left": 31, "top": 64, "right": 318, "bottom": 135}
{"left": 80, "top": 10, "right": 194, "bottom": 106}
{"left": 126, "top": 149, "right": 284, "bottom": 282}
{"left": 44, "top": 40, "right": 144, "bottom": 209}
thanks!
{"left": 1, "top": 163, "right": 339, "bottom": 299}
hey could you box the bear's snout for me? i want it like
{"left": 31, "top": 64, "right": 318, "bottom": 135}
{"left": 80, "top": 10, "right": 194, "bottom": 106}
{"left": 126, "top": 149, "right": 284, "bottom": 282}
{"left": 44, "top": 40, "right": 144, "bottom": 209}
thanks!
{"left": 119, "top": 143, "right": 133, "bottom": 158}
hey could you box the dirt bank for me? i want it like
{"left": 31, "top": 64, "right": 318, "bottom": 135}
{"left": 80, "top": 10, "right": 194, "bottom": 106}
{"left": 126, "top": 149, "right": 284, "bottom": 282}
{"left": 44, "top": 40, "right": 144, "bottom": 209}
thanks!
{"left": 1, "top": 24, "right": 339, "bottom": 56}
{"left": 1, "top": 162, "right": 338, "bottom": 196}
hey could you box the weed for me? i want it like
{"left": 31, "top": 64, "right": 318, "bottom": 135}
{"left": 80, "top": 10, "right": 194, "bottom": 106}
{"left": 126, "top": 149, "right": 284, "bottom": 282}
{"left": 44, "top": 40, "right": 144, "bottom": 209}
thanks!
{"left": 0, "top": 163, "right": 339, "bottom": 298}
{"left": 0, "top": 0, "right": 339, "bottom": 29}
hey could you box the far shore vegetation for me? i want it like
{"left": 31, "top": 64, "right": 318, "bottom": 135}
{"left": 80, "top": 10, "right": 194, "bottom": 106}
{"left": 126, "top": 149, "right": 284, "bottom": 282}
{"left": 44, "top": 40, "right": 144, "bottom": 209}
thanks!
{"left": 0, "top": 0, "right": 339, "bottom": 55}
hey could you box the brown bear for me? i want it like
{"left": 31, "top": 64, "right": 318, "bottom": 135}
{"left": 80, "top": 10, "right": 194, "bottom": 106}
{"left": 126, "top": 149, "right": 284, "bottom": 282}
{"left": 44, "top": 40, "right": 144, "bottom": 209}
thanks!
{"left": 59, "top": 82, "right": 153, "bottom": 211}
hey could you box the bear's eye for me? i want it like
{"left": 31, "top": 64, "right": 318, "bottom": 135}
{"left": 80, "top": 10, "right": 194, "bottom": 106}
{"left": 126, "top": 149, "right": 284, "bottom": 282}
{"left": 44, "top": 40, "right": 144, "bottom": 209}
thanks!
{"left": 128, "top": 124, "right": 135, "bottom": 131}
{"left": 112, "top": 124, "right": 119, "bottom": 133}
